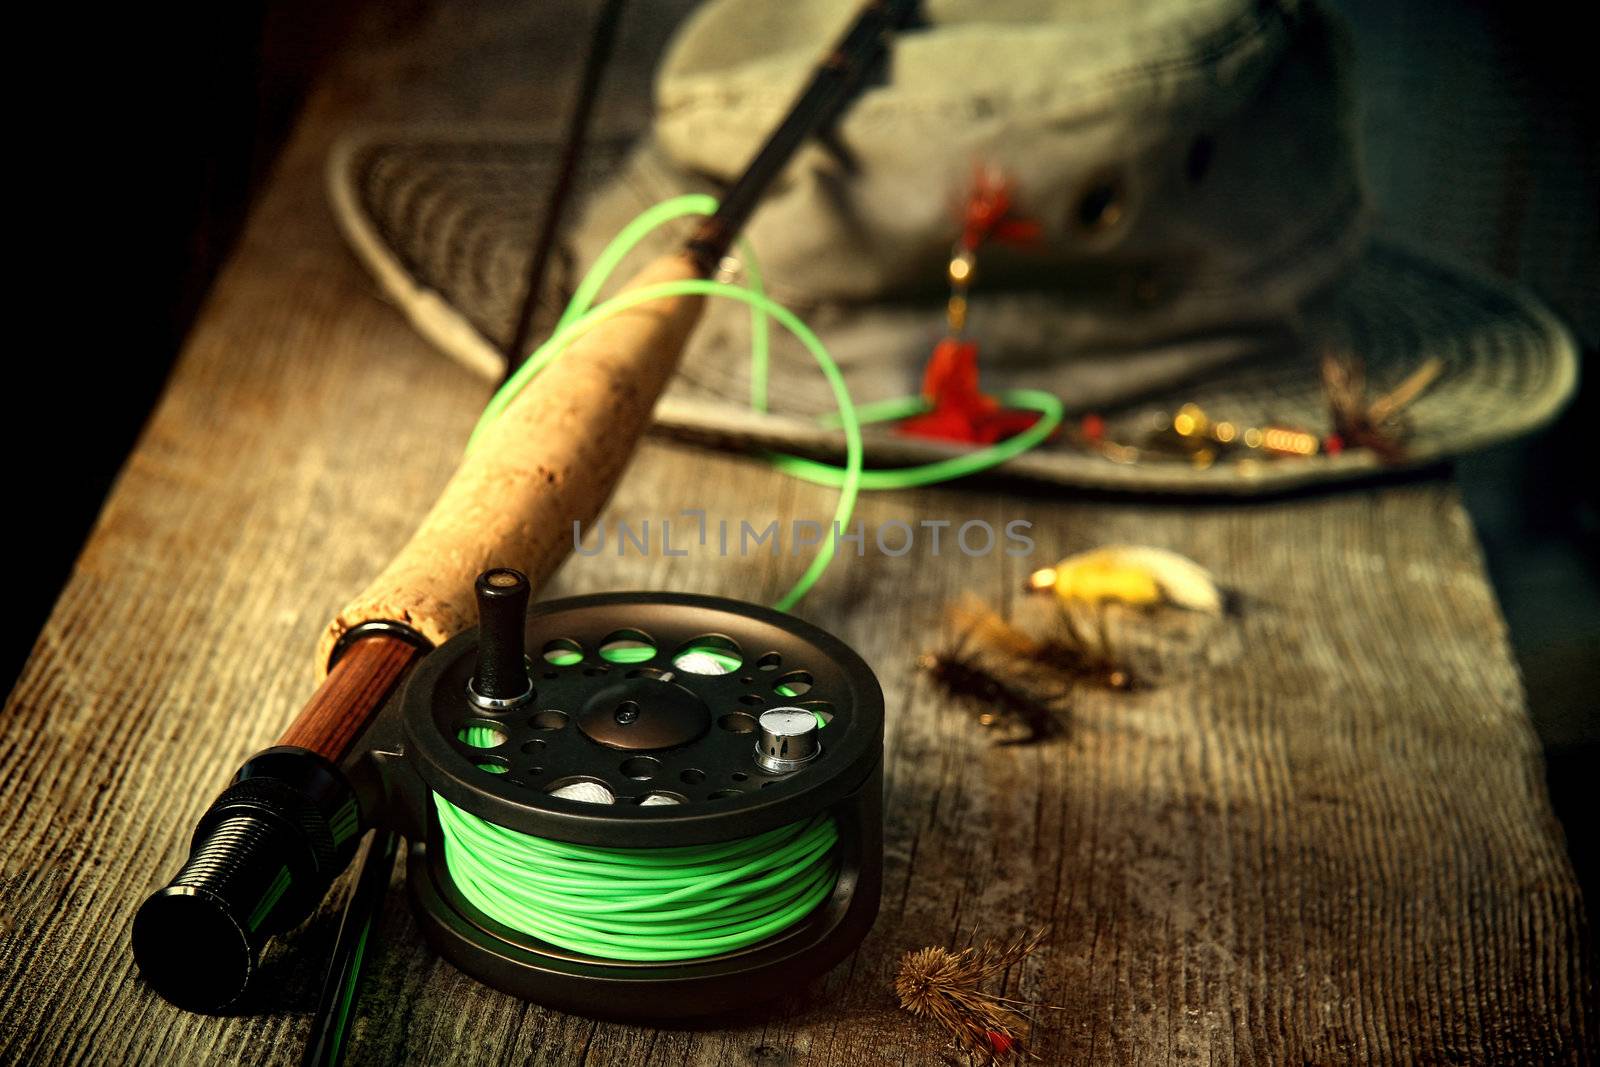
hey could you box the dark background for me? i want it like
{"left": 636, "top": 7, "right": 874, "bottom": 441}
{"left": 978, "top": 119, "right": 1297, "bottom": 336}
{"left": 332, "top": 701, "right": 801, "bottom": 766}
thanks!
{"left": 14, "top": 0, "right": 1596, "bottom": 905}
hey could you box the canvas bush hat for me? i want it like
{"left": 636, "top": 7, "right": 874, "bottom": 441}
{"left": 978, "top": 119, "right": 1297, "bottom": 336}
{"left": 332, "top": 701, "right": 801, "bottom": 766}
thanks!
{"left": 327, "top": 0, "right": 1577, "bottom": 494}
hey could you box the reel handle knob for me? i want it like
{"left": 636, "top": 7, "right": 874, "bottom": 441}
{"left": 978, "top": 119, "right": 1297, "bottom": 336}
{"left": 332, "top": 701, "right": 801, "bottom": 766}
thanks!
{"left": 755, "top": 707, "right": 822, "bottom": 773}
{"left": 471, "top": 568, "right": 532, "bottom": 708}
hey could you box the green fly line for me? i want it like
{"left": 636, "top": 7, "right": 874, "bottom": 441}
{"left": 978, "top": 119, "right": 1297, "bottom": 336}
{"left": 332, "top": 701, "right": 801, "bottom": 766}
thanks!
{"left": 436, "top": 194, "right": 1062, "bottom": 962}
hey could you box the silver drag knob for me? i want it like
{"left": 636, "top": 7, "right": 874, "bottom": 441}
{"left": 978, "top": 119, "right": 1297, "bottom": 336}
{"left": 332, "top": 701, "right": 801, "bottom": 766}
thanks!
{"left": 755, "top": 707, "right": 821, "bottom": 773}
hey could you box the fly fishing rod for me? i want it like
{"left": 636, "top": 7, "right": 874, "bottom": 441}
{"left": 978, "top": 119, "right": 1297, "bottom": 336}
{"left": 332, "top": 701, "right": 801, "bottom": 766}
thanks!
{"left": 133, "top": 0, "right": 918, "bottom": 1019}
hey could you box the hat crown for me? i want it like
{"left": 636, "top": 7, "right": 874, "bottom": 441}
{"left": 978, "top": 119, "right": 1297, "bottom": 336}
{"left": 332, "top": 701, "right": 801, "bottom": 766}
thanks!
{"left": 650, "top": 0, "right": 1365, "bottom": 336}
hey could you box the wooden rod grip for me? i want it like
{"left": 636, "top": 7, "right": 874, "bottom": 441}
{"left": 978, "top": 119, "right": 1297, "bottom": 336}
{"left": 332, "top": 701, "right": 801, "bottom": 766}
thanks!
{"left": 279, "top": 635, "right": 421, "bottom": 758}
{"left": 314, "top": 251, "right": 705, "bottom": 675}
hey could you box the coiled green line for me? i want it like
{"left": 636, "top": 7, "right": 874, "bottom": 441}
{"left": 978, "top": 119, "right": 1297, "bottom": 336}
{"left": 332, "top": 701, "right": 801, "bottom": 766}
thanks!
{"left": 437, "top": 801, "right": 839, "bottom": 960}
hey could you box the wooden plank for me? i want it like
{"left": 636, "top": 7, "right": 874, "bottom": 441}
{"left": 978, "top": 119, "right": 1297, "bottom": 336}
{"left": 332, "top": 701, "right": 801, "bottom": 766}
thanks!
{"left": 0, "top": 1, "right": 1589, "bottom": 1064}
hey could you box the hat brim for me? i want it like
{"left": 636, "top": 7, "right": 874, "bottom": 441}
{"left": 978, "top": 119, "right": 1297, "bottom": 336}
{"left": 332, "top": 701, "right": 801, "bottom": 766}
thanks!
{"left": 328, "top": 127, "right": 1578, "bottom": 496}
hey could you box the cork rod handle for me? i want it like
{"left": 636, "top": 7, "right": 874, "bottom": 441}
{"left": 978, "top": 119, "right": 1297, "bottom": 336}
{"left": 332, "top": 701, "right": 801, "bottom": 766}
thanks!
{"left": 313, "top": 252, "right": 705, "bottom": 675}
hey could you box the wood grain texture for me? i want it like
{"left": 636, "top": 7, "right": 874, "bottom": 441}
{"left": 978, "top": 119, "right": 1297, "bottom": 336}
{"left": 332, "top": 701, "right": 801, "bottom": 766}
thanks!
{"left": 0, "top": 2, "right": 1589, "bottom": 1065}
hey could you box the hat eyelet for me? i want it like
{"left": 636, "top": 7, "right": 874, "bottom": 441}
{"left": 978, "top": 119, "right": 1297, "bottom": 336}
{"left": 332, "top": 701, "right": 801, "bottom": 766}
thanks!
{"left": 1073, "top": 170, "right": 1127, "bottom": 236}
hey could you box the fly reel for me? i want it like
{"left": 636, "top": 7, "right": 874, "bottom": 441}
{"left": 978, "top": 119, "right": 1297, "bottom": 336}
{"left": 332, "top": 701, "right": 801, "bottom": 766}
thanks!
{"left": 371, "top": 582, "right": 884, "bottom": 1019}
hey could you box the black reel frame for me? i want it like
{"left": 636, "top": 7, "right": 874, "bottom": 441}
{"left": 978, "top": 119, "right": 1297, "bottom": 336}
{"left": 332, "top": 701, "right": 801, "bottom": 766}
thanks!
{"left": 351, "top": 591, "right": 885, "bottom": 1019}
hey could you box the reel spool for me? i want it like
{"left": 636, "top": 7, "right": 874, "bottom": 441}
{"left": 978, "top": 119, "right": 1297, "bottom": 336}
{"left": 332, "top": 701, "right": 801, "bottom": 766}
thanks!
{"left": 381, "top": 585, "right": 884, "bottom": 1019}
